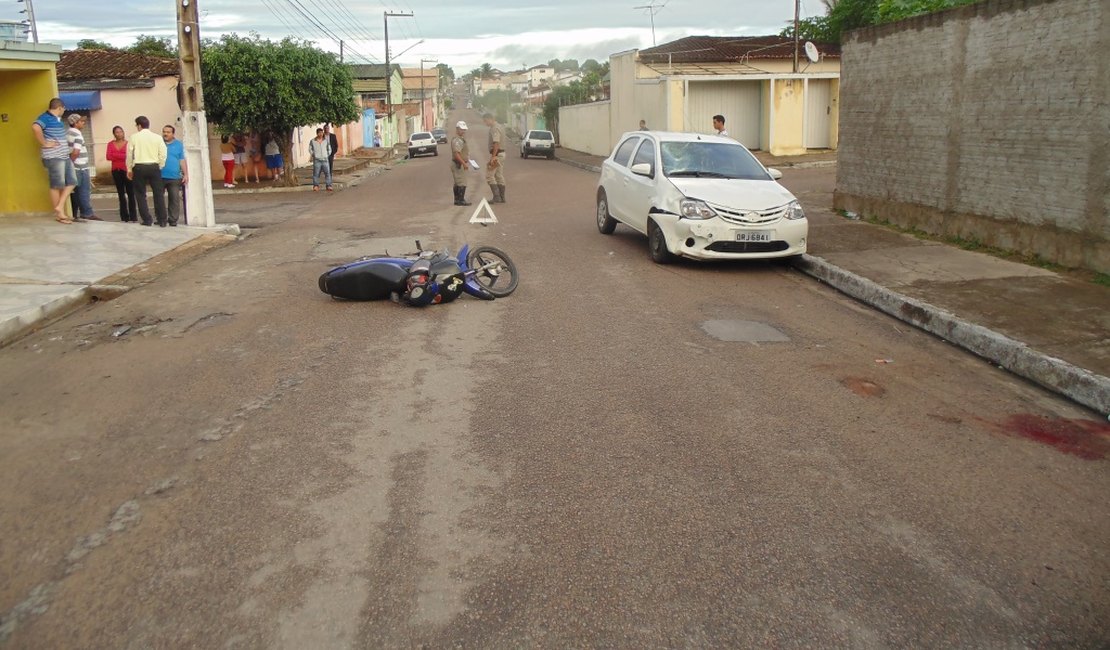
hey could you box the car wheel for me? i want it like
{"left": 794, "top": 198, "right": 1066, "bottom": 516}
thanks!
{"left": 520, "top": 149, "right": 525, "bottom": 158}
{"left": 596, "top": 190, "right": 617, "bottom": 235}
{"left": 648, "top": 220, "right": 674, "bottom": 264}
{"left": 434, "top": 149, "right": 438, "bottom": 156}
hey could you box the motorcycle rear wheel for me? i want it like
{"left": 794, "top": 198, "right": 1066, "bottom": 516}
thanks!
{"left": 466, "top": 246, "right": 519, "bottom": 297}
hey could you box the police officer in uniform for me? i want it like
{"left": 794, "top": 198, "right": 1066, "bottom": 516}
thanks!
{"left": 450, "top": 121, "right": 472, "bottom": 206}
{"left": 483, "top": 112, "right": 506, "bottom": 203}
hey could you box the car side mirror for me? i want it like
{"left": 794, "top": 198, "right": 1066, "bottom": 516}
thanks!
{"left": 767, "top": 168, "right": 783, "bottom": 180}
{"left": 630, "top": 162, "right": 653, "bottom": 177}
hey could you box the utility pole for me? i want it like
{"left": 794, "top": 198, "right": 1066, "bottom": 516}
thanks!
{"left": 633, "top": 1, "right": 667, "bottom": 47}
{"left": 383, "top": 11, "right": 413, "bottom": 122}
{"left": 793, "top": 0, "right": 800, "bottom": 73}
{"left": 176, "top": 0, "right": 215, "bottom": 228}
{"left": 17, "top": 0, "right": 38, "bottom": 43}
{"left": 420, "top": 58, "right": 436, "bottom": 131}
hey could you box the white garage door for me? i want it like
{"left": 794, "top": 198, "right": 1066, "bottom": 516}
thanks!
{"left": 687, "top": 80, "right": 762, "bottom": 149}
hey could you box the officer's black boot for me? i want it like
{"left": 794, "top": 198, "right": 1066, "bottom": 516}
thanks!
{"left": 456, "top": 186, "right": 471, "bottom": 206}
{"left": 453, "top": 186, "right": 462, "bottom": 205}
{"left": 488, "top": 183, "right": 498, "bottom": 203}
{"left": 497, "top": 184, "right": 506, "bottom": 203}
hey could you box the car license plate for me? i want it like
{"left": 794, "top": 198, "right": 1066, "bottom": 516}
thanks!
{"left": 736, "top": 231, "right": 772, "bottom": 242}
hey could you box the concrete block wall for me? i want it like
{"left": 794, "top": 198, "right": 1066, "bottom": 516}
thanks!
{"left": 834, "top": 0, "right": 1109, "bottom": 273}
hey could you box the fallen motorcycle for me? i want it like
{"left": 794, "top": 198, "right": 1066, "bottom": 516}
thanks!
{"left": 318, "top": 242, "right": 518, "bottom": 306}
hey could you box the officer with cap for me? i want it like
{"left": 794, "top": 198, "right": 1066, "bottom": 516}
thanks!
{"left": 483, "top": 112, "right": 506, "bottom": 203}
{"left": 450, "top": 121, "right": 471, "bottom": 206}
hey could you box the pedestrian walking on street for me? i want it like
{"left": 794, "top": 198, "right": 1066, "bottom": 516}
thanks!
{"left": 31, "top": 97, "right": 77, "bottom": 224}
{"left": 66, "top": 113, "right": 101, "bottom": 222}
{"left": 106, "top": 125, "right": 137, "bottom": 222}
{"left": 160, "top": 124, "right": 188, "bottom": 226}
{"left": 126, "top": 115, "right": 168, "bottom": 227}
{"left": 483, "top": 113, "right": 506, "bottom": 203}
{"left": 309, "top": 127, "right": 332, "bottom": 192}
{"left": 450, "top": 120, "right": 472, "bottom": 206}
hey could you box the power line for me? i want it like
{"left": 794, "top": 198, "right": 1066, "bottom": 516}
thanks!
{"left": 279, "top": 0, "right": 379, "bottom": 63}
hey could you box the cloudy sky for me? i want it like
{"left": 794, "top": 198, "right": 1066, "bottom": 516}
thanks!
{"left": 12, "top": 0, "right": 827, "bottom": 72}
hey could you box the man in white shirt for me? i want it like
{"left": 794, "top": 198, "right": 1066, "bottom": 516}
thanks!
{"left": 713, "top": 114, "right": 729, "bottom": 137}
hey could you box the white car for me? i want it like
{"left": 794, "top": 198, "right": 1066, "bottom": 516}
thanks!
{"left": 520, "top": 129, "right": 555, "bottom": 159}
{"left": 596, "top": 131, "right": 807, "bottom": 263}
{"left": 407, "top": 132, "right": 438, "bottom": 158}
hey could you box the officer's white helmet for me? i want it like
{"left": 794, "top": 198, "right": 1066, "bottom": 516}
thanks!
{"left": 456, "top": 121, "right": 468, "bottom": 130}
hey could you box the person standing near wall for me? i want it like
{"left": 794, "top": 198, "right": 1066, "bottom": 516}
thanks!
{"left": 325, "top": 124, "right": 339, "bottom": 178}
{"left": 483, "top": 112, "right": 506, "bottom": 204}
{"left": 126, "top": 115, "right": 168, "bottom": 227}
{"left": 450, "top": 120, "right": 472, "bottom": 206}
{"left": 106, "top": 125, "right": 137, "bottom": 222}
{"left": 160, "top": 124, "right": 188, "bottom": 226}
{"left": 309, "top": 127, "right": 333, "bottom": 192}
{"left": 219, "top": 135, "right": 236, "bottom": 188}
{"left": 31, "top": 97, "right": 77, "bottom": 224}
{"left": 713, "top": 114, "right": 729, "bottom": 137}
{"left": 66, "top": 113, "right": 101, "bottom": 221}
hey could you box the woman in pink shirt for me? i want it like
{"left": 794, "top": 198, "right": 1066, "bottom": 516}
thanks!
{"left": 105, "top": 125, "right": 137, "bottom": 222}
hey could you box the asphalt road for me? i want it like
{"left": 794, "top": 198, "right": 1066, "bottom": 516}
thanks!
{"left": 1, "top": 111, "right": 1107, "bottom": 648}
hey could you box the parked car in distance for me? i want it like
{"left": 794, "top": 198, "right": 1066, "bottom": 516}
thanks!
{"left": 407, "top": 132, "right": 438, "bottom": 158}
{"left": 520, "top": 130, "right": 556, "bottom": 159}
{"left": 595, "top": 131, "right": 807, "bottom": 263}
{"left": 431, "top": 128, "right": 448, "bottom": 143}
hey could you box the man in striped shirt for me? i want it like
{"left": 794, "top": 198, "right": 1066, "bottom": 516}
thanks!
{"left": 31, "top": 98, "right": 77, "bottom": 224}
{"left": 67, "top": 113, "right": 101, "bottom": 222}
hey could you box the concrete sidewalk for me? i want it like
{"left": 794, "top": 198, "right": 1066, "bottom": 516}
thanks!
{"left": 553, "top": 146, "right": 1109, "bottom": 415}
{"left": 0, "top": 156, "right": 388, "bottom": 349}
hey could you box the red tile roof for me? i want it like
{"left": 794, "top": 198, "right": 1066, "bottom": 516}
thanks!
{"left": 638, "top": 35, "right": 840, "bottom": 63}
{"left": 57, "top": 49, "right": 179, "bottom": 81}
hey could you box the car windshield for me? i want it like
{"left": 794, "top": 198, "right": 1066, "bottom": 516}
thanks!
{"left": 660, "top": 142, "right": 770, "bottom": 180}
{"left": 529, "top": 131, "right": 553, "bottom": 140}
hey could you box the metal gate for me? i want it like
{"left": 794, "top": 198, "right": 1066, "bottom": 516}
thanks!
{"left": 687, "top": 80, "right": 762, "bottom": 149}
{"left": 806, "top": 79, "right": 832, "bottom": 149}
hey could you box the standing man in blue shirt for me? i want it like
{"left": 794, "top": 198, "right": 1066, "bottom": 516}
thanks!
{"left": 161, "top": 124, "right": 188, "bottom": 226}
{"left": 31, "top": 98, "right": 77, "bottom": 223}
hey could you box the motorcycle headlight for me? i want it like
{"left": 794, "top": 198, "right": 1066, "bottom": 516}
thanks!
{"left": 679, "top": 199, "right": 717, "bottom": 219}
{"left": 784, "top": 200, "right": 806, "bottom": 220}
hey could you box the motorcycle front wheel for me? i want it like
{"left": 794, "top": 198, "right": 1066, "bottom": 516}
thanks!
{"left": 466, "top": 246, "right": 519, "bottom": 297}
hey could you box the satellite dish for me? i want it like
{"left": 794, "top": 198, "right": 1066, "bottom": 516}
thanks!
{"left": 804, "top": 41, "right": 820, "bottom": 64}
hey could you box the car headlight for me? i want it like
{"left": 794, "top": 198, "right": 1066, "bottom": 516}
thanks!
{"left": 784, "top": 200, "right": 806, "bottom": 220}
{"left": 679, "top": 199, "right": 717, "bottom": 219}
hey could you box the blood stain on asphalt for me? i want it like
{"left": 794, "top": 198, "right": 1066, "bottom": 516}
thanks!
{"left": 996, "top": 414, "right": 1110, "bottom": 460}
{"left": 840, "top": 377, "right": 885, "bottom": 398}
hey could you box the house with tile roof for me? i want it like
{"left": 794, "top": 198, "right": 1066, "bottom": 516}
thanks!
{"left": 56, "top": 49, "right": 183, "bottom": 177}
{"left": 558, "top": 35, "right": 841, "bottom": 157}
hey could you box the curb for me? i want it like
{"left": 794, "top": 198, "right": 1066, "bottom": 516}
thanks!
{"left": 558, "top": 157, "right": 601, "bottom": 174}
{"left": 793, "top": 254, "right": 1110, "bottom": 415}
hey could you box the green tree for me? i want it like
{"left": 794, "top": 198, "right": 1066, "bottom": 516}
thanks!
{"left": 581, "top": 58, "right": 603, "bottom": 75}
{"left": 128, "top": 35, "right": 177, "bottom": 58}
{"left": 473, "top": 88, "right": 516, "bottom": 124}
{"left": 782, "top": 0, "right": 977, "bottom": 43}
{"left": 76, "top": 39, "right": 115, "bottom": 50}
{"left": 201, "top": 34, "right": 359, "bottom": 185}
{"left": 436, "top": 63, "right": 455, "bottom": 84}
{"left": 480, "top": 62, "right": 493, "bottom": 78}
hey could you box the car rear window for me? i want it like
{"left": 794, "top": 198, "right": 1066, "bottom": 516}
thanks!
{"left": 660, "top": 142, "right": 770, "bottom": 180}
{"left": 411, "top": 132, "right": 433, "bottom": 141}
{"left": 529, "top": 131, "right": 553, "bottom": 140}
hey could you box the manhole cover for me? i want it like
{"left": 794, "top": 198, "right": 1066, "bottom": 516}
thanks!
{"left": 700, "top": 319, "right": 789, "bottom": 343}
